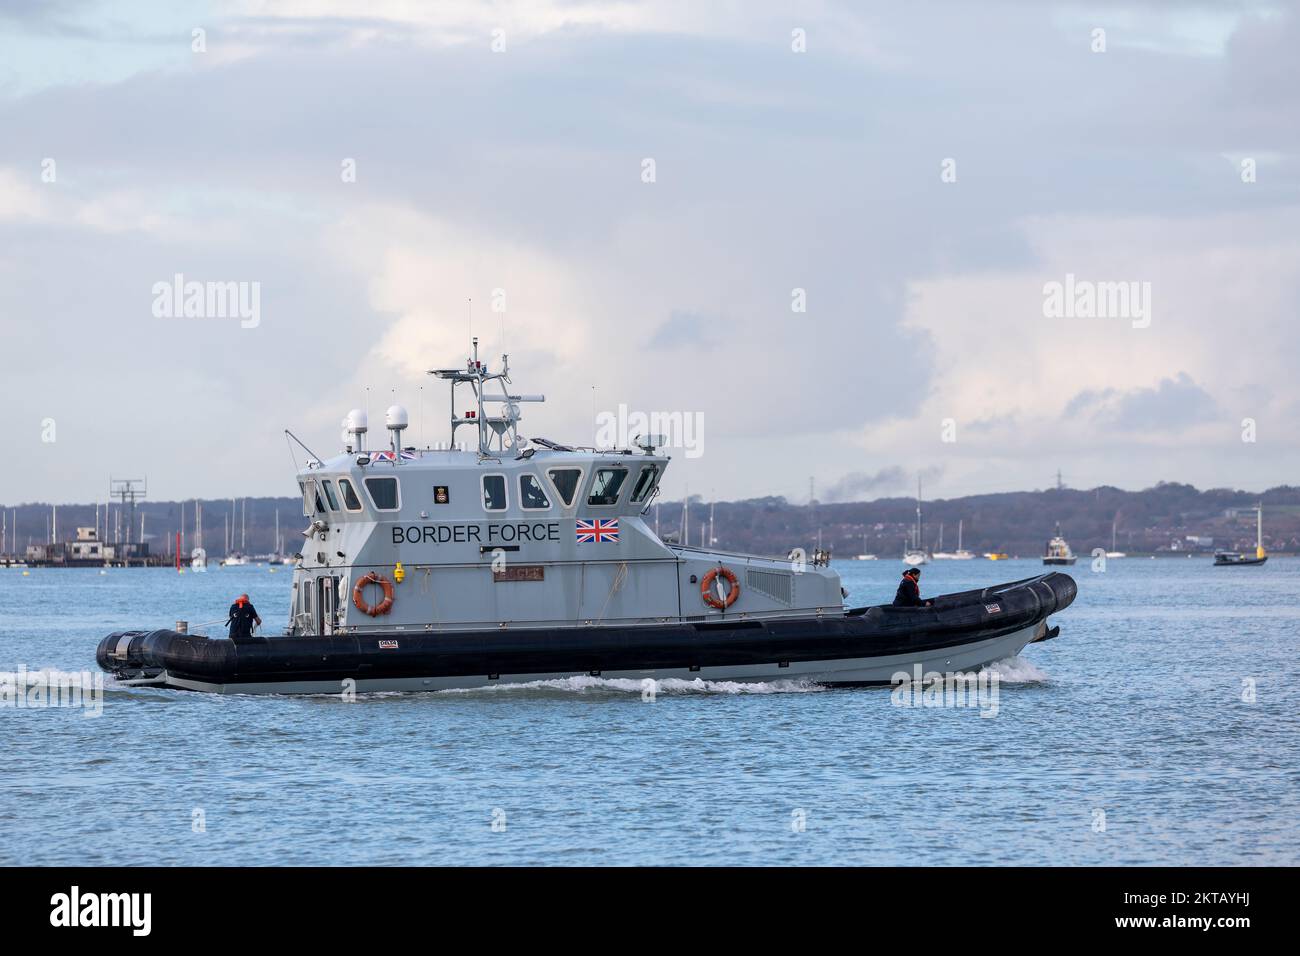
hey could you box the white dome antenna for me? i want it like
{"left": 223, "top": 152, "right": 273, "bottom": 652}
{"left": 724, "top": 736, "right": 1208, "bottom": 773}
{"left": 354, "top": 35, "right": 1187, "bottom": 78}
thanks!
{"left": 386, "top": 404, "right": 409, "bottom": 455}
{"left": 344, "top": 408, "right": 368, "bottom": 452}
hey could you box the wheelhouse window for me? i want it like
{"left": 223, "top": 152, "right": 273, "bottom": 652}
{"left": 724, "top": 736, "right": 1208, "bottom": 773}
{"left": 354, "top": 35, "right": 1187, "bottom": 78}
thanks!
{"left": 587, "top": 467, "right": 629, "bottom": 506}
{"left": 321, "top": 480, "right": 340, "bottom": 512}
{"left": 547, "top": 468, "right": 582, "bottom": 507}
{"left": 302, "top": 478, "right": 326, "bottom": 516}
{"left": 482, "top": 474, "right": 508, "bottom": 511}
{"left": 364, "top": 476, "right": 400, "bottom": 511}
{"left": 630, "top": 464, "right": 660, "bottom": 503}
{"left": 519, "top": 473, "right": 551, "bottom": 510}
{"left": 337, "top": 478, "right": 364, "bottom": 512}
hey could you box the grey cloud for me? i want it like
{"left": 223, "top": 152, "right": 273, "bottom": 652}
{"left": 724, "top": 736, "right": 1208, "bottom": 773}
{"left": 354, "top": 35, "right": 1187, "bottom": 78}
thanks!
{"left": 647, "top": 311, "right": 721, "bottom": 350}
{"left": 1065, "top": 373, "right": 1219, "bottom": 431}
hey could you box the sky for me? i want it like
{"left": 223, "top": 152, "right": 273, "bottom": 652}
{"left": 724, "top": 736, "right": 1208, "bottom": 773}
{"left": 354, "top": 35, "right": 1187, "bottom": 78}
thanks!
{"left": 1, "top": 0, "right": 1297, "bottom": 507}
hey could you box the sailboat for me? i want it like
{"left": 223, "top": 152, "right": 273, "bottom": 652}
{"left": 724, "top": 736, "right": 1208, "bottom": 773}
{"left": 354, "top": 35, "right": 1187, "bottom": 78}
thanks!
{"left": 1106, "top": 520, "right": 1126, "bottom": 559}
{"left": 1215, "top": 504, "right": 1268, "bottom": 566}
{"left": 934, "top": 519, "right": 974, "bottom": 559}
{"left": 902, "top": 477, "right": 930, "bottom": 565}
{"left": 854, "top": 532, "right": 877, "bottom": 560}
{"left": 222, "top": 497, "right": 250, "bottom": 565}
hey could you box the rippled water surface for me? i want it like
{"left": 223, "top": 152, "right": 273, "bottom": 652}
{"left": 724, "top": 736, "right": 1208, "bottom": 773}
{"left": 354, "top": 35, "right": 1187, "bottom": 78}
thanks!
{"left": 2, "top": 557, "right": 1298, "bottom": 865}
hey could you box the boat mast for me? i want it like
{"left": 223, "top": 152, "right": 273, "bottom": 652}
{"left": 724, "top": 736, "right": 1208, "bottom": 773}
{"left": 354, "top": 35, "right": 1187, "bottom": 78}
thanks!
{"left": 1257, "top": 503, "right": 1264, "bottom": 558}
{"left": 915, "top": 476, "right": 923, "bottom": 551}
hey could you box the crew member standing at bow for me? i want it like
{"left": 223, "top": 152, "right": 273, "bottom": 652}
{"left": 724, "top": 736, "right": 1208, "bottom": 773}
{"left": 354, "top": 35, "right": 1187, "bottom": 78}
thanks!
{"left": 227, "top": 593, "right": 262, "bottom": 640}
{"left": 892, "top": 568, "right": 933, "bottom": 608}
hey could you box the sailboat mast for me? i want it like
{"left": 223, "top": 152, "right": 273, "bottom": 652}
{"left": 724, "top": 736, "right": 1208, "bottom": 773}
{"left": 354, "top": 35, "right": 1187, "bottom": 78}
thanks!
{"left": 916, "top": 476, "right": 923, "bottom": 550}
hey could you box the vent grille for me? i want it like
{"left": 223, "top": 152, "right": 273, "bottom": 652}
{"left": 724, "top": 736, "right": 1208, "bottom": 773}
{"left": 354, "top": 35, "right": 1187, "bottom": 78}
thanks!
{"left": 746, "top": 568, "right": 793, "bottom": 605}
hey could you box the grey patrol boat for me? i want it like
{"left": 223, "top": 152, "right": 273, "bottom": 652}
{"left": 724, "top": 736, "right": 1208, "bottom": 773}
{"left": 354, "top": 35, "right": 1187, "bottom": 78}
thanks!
{"left": 98, "top": 340, "right": 1076, "bottom": 694}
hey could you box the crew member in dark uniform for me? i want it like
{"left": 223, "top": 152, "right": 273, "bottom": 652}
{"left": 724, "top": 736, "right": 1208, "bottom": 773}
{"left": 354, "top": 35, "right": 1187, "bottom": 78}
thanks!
{"left": 227, "top": 593, "right": 262, "bottom": 640}
{"left": 892, "top": 568, "right": 933, "bottom": 608}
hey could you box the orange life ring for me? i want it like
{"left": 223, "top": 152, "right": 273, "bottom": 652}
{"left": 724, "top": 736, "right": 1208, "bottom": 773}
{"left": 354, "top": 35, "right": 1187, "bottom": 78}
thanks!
{"left": 700, "top": 567, "right": 740, "bottom": 610}
{"left": 352, "top": 572, "right": 395, "bottom": 617}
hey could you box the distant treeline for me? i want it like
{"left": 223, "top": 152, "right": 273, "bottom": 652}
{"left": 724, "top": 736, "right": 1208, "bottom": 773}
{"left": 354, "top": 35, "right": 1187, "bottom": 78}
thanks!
{"left": 651, "top": 483, "right": 1300, "bottom": 557}
{"left": 3, "top": 482, "right": 1299, "bottom": 559}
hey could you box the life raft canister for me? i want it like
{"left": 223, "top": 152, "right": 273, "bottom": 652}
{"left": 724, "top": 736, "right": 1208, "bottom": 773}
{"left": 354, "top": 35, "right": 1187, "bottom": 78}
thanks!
{"left": 700, "top": 566, "right": 740, "bottom": 610}
{"left": 353, "top": 571, "right": 395, "bottom": 617}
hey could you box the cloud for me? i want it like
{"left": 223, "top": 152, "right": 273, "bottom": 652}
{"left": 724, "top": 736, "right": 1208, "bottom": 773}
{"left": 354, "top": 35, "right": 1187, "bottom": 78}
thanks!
{"left": 647, "top": 310, "right": 721, "bottom": 350}
{"left": 1065, "top": 373, "right": 1219, "bottom": 431}
{"left": 2, "top": 1, "right": 1300, "bottom": 504}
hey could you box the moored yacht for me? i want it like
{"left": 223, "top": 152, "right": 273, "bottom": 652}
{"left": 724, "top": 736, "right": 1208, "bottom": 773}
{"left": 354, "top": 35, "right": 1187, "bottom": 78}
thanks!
{"left": 1106, "top": 521, "right": 1126, "bottom": 559}
{"left": 98, "top": 340, "right": 1076, "bottom": 694}
{"left": 934, "top": 519, "right": 974, "bottom": 560}
{"left": 902, "top": 477, "right": 930, "bottom": 565}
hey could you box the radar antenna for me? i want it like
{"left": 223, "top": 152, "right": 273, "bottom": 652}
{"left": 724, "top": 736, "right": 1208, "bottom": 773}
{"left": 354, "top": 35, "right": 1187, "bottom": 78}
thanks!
{"left": 428, "top": 337, "right": 545, "bottom": 456}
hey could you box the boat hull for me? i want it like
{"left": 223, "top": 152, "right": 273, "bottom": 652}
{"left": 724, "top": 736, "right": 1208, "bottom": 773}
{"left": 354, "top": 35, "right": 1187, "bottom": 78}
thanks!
{"left": 97, "top": 573, "right": 1077, "bottom": 695}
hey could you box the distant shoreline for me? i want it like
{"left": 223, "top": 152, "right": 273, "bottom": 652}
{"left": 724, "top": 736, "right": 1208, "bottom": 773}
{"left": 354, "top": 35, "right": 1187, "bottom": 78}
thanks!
{"left": 3, "top": 481, "right": 1297, "bottom": 561}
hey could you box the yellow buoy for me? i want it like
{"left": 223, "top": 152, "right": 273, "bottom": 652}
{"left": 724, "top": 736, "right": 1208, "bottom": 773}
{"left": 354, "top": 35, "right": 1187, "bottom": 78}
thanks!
{"left": 394, "top": 561, "right": 405, "bottom": 584}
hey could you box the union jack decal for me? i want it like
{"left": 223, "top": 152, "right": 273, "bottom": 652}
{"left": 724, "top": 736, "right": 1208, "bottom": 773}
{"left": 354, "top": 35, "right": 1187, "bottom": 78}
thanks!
{"left": 576, "top": 518, "right": 619, "bottom": 544}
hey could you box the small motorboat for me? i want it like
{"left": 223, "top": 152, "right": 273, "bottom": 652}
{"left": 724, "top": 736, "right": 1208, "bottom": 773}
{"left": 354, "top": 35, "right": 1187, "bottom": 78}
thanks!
{"left": 1214, "top": 504, "right": 1268, "bottom": 566}
{"left": 1043, "top": 523, "right": 1076, "bottom": 566}
{"left": 1214, "top": 551, "right": 1266, "bottom": 566}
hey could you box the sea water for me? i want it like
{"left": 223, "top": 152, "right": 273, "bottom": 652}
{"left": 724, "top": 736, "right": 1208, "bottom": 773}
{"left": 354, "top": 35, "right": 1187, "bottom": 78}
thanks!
{"left": 2, "top": 557, "right": 1297, "bottom": 865}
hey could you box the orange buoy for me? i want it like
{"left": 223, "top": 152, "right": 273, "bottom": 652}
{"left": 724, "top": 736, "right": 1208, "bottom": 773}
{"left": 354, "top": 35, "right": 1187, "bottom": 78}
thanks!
{"left": 352, "top": 571, "right": 395, "bottom": 617}
{"left": 700, "top": 567, "right": 740, "bottom": 610}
